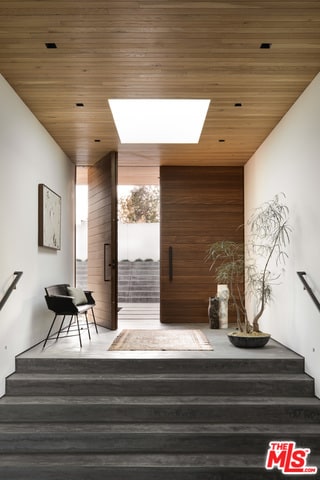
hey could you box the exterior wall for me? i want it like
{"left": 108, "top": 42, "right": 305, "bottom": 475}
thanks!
{"left": 0, "top": 75, "right": 74, "bottom": 397}
{"left": 118, "top": 223, "right": 160, "bottom": 261}
{"left": 77, "top": 222, "right": 160, "bottom": 262}
{"left": 245, "top": 73, "right": 320, "bottom": 397}
{"left": 76, "top": 221, "right": 88, "bottom": 261}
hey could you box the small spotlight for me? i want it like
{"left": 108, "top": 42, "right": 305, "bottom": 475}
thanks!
{"left": 45, "top": 42, "right": 57, "bottom": 49}
{"left": 260, "top": 43, "right": 272, "bottom": 49}
{"left": 234, "top": 103, "right": 242, "bottom": 107}
{"left": 76, "top": 103, "right": 84, "bottom": 107}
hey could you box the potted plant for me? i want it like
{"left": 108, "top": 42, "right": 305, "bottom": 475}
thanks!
{"left": 206, "top": 193, "right": 291, "bottom": 347}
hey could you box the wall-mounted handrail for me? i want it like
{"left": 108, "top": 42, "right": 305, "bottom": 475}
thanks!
{"left": 0, "top": 271, "right": 23, "bottom": 311}
{"left": 297, "top": 271, "right": 320, "bottom": 313}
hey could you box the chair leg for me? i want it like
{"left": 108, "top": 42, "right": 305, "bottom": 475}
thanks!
{"left": 67, "top": 315, "right": 74, "bottom": 334}
{"left": 56, "top": 315, "right": 66, "bottom": 341}
{"left": 43, "top": 314, "right": 58, "bottom": 349}
{"left": 91, "top": 307, "right": 98, "bottom": 333}
{"left": 85, "top": 312, "right": 91, "bottom": 340}
{"left": 75, "top": 315, "right": 82, "bottom": 348}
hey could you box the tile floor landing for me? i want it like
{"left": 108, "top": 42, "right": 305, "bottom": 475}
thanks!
{"left": 18, "top": 303, "right": 302, "bottom": 363}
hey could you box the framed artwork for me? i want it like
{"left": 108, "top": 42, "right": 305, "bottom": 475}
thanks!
{"left": 38, "top": 184, "right": 61, "bottom": 250}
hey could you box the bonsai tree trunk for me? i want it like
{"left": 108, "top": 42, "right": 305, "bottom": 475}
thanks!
{"left": 251, "top": 229, "right": 282, "bottom": 332}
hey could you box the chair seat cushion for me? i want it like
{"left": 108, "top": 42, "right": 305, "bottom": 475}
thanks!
{"left": 77, "top": 304, "right": 92, "bottom": 314}
{"left": 67, "top": 287, "right": 88, "bottom": 306}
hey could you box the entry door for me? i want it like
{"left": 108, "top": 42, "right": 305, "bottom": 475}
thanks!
{"left": 160, "top": 166, "right": 244, "bottom": 324}
{"left": 88, "top": 151, "right": 118, "bottom": 330}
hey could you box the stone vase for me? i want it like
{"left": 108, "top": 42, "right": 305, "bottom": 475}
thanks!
{"left": 208, "top": 296, "right": 219, "bottom": 329}
{"left": 217, "top": 284, "right": 229, "bottom": 329}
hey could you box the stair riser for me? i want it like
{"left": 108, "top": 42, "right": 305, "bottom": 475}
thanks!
{"left": 119, "top": 266, "right": 159, "bottom": 269}
{"left": 118, "top": 272, "right": 159, "bottom": 274}
{"left": 119, "top": 273, "right": 159, "bottom": 276}
{"left": 1, "top": 404, "right": 319, "bottom": 423}
{"left": 6, "top": 379, "right": 314, "bottom": 397}
{"left": 118, "top": 276, "right": 159, "bottom": 281}
{"left": 1, "top": 432, "right": 320, "bottom": 454}
{"left": 118, "top": 297, "right": 160, "bottom": 301}
{"left": 118, "top": 298, "right": 160, "bottom": 303}
{"left": 0, "top": 465, "right": 299, "bottom": 480}
{"left": 15, "top": 358, "right": 305, "bottom": 375}
{"left": 118, "top": 290, "right": 159, "bottom": 294}
{"left": 118, "top": 292, "right": 160, "bottom": 297}
{"left": 118, "top": 281, "right": 159, "bottom": 285}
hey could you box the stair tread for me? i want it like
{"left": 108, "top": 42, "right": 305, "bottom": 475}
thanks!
{"left": 3, "top": 452, "right": 316, "bottom": 467}
{"left": 7, "top": 372, "right": 312, "bottom": 380}
{"left": 1, "top": 422, "right": 320, "bottom": 434}
{"left": 1, "top": 395, "right": 319, "bottom": 405}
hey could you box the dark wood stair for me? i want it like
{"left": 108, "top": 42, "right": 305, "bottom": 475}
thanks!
{"left": 0, "top": 356, "right": 320, "bottom": 479}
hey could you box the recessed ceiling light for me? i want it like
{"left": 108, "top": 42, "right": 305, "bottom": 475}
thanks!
{"left": 108, "top": 99, "right": 210, "bottom": 144}
{"left": 219, "top": 139, "right": 225, "bottom": 143}
{"left": 260, "top": 43, "right": 272, "bottom": 49}
{"left": 76, "top": 102, "right": 84, "bottom": 107}
{"left": 45, "top": 42, "right": 57, "bottom": 49}
{"left": 94, "top": 139, "right": 101, "bottom": 142}
{"left": 234, "top": 102, "right": 242, "bottom": 107}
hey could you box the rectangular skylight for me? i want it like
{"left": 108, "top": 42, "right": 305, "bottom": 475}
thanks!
{"left": 108, "top": 99, "right": 210, "bottom": 144}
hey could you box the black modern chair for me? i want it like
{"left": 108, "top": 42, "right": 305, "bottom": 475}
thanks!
{"left": 44, "top": 284, "right": 98, "bottom": 348}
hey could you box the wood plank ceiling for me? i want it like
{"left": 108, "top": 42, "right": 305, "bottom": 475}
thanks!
{"left": 1, "top": 1, "right": 320, "bottom": 180}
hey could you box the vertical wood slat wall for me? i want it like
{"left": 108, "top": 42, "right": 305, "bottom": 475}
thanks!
{"left": 88, "top": 152, "right": 118, "bottom": 330}
{"left": 160, "top": 166, "right": 244, "bottom": 324}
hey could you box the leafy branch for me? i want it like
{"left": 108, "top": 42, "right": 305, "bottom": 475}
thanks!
{"left": 206, "top": 193, "right": 291, "bottom": 334}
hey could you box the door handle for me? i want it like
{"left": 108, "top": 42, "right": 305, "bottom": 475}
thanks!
{"left": 104, "top": 243, "right": 111, "bottom": 281}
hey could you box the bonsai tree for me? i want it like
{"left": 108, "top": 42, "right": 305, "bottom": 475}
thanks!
{"left": 206, "top": 193, "right": 291, "bottom": 336}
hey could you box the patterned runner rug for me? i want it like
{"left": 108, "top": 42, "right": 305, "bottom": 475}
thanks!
{"left": 108, "top": 329, "right": 213, "bottom": 351}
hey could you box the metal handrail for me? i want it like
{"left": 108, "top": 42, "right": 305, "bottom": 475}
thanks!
{"left": 0, "top": 271, "right": 23, "bottom": 311}
{"left": 297, "top": 271, "right": 320, "bottom": 313}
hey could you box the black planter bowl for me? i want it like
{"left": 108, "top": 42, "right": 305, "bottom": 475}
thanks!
{"left": 228, "top": 332, "right": 271, "bottom": 348}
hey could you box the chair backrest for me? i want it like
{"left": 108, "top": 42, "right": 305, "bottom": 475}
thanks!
{"left": 45, "top": 284, "right": 70, "bottom": 297}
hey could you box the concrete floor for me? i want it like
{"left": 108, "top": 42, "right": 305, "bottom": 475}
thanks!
{"left": 19, "top": 303, "right": 302, "bottom": 363}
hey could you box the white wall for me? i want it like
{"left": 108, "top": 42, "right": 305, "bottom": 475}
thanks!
{"left": 0, "top": 75, "right": 75, "bottom": 397}
{"left": 76, "top": 222, "right": 160, "bottom": 261}
{"left": 118, "top": 223, "right": 160, "bottom": 261}
{"left": 245, "top": 73, "right": 320, "bottom": 397}
{"left": 76, "top": 221, "right": 88, "bottom": 261}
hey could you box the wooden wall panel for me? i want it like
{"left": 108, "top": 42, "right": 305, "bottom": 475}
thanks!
{"left": 160, "top": 166, "right": 244, "bottom": 324}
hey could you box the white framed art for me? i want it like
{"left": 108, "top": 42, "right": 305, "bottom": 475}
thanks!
{"left": 38, "top": 183, "right": 61, "bottom": 250}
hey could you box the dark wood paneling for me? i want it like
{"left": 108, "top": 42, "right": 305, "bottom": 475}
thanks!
{"left": 160, "top": 166, "right": 243, "bottom": 324}
{"left": 88, "top": 151, "right": 118, "bottom": 330}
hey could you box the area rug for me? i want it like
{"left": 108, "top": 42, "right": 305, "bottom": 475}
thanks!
{"left": 108, "top": 329, "right": 213, "bottom": 351}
